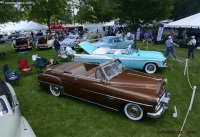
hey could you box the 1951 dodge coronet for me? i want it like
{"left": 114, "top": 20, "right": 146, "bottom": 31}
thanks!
{"left": 72, "top": 41, "right": 167, "bottom": 74}
{"left": 38, "top": 59, "right": 170, "bottom": 121}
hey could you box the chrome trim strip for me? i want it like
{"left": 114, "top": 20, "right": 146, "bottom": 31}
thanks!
{"left": 64, "top": 93, "right": 119, "bottom": 111}
{"left": 81, "top": 89, "right": 105, "bottom": 96}
{"left": 127, "top": 73, "right": 162, "bottom": 81}
{"left": 39, "top": 81, "right": 153, "bottom": 107}
{"left": 105, "top": 94, "right": 153, "bottom": 107}
{"left": 63, "top": 72, "right": 107, "bottom": 82}
{"left": 73, "top": 55, "right": 165, "bottom": 62}
{"left": 38, "top": 80, "right": 63, "bottom": 89}
{"left": 81, "top": 88, "right": 153, "bottom": 107}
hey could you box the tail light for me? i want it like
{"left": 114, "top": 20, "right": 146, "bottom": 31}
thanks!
{"left": 72, "top": 54, "right": 75, "bottom": 59}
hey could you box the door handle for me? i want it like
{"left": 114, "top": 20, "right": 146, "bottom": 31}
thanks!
{"left": 74, "top": 78, "right": 78, "bottom": 81}
{"left": 107, "top": 96, "right": 115, "bottom": 100}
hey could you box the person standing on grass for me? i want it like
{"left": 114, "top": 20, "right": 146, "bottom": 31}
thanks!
{"left": 54, "top": 37, "right": 61, "bottom": 57}
{"left": 144, "top": 31, "right": 149, "bottom": 46}
{"left": 165, "top": 36, "right": 177, "bottom": 60}
{"left": 188, "top": 36, "right": 196, "bottom": 59}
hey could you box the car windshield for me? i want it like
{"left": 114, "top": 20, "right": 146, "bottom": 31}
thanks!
{"left": 98, "top": 38, "right": 108, "bottom": 43}
{"left": 103, "top": 62, "right": 122, "bottom": 79}
{"left": 3, "top": 83, "right": 16, "bottom": 112}
{"left": 0, "top": 98, "right": 8, "bottom": 116}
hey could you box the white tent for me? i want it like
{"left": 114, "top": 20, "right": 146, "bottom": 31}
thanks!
{"left": 0, "top": 21, "right": 48, "bottom": 32}
{"left": 164, "top": 13, "right": 200, "bottom": 28}
{"left": 84, "top": 23, "right": 104, "bottom": 32}
{"left": 102, "top": 21, "right": 115, "bottom": 27}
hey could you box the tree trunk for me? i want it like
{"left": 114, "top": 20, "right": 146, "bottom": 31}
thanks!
{"left": 47, "top": 13, "right": 51, "bottom": 29}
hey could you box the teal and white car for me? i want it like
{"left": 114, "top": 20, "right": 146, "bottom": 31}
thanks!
{"left": 0, "top": 78, "right": 36, "bottom": 137}
{"left": 72, "top": 42, "right": 167, "bottom": 74}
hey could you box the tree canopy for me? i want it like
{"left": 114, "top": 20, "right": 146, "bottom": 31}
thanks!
{"left": 105, "top": 0, "right": 174, "bottom": 46}
{"left": 75, "top": 0, "right": 114, "bottom": 23}
{"left": 0, "top": 1, "right": 24, "bottom": 23}
{"left": 25, "top": 0, "right": 70, "bottom": 28}
{"left": 172, "top": 0, "right": 200, "bottom": 20}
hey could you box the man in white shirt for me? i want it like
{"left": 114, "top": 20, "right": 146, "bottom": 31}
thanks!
{"left": 188, "top": 36, "right": 196, "bottom": 59}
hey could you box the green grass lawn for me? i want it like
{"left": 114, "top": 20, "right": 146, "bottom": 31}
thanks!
{"left": 0, "top": 41, "right": 199, "bottom": 137}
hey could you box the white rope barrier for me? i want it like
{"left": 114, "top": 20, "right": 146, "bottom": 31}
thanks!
{"left": 184, "top": 59, "right": 188, "bottom": 76}
{"left": 184, "top": 59, "right": 193, "bottom": 89}
{"left": 189, "top": 86, "right": 196, "bottom": 111}
{"left": 178, "top": 59, "right": 197, "bottom": 137}
{"left": 178, "top": 86, "right": 196, "bottom": 137}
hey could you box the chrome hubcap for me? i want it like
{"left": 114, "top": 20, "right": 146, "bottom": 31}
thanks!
{"left": 51, "top": 85, "right": 59, "bottom": 94}
{"left": 147, "top": 65, "right": 155, "bottom": 71}
{"left": 127, "top": 105, "right": 141, "bottom": 118}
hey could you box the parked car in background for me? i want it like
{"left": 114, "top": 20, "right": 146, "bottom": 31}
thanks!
{"left": 0, "top": 33, "right": 9, "bottom": 43}
{"left": 35, "top": 35, "right": 54, "bottom": 49}
{"left": 38, "top": 59, "right": 170, "bottom": 121}
{"left": 0, "top": 78, "right": 36, "bottom": 137}
{"left": 88, "top": 36, "right": 133, "bottom": 49}
{"left": 72, "top": 42, "right": 167, "bottom": 74}
{"left": 12, "top": 37, "right": 33, "bottom": 50}
{"left": 60, "top": 35, "right": 83, "bottom": 49}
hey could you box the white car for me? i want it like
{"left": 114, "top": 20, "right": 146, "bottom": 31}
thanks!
{"left": 0, "top": 78, "right": 36, "bottom": 137}
{"left": 60, "top": 35, "right": 83, "bottom": 48}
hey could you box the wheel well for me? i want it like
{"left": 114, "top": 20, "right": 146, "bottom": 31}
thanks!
{"left": 120, "top": 101, "right": 145, "bottom": 111}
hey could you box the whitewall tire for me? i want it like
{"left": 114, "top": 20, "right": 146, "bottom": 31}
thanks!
{"left": 124, "top": 103, "right": 143, "bottom": 121}
{"left": 49, "top": 85, "right": 61, "bottom": 97}
{"left": 144, "top": 63, "right": 157, "bottom": 74}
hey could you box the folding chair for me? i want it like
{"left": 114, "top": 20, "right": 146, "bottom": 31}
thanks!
{"left": 17, "top": 59, "right": 32, "bottom": 76}
{"left": 2, "top": 64, "right": 19, "bottom": 83}
{"left": 34, "top": 57, "right": 47, "bottom": 73}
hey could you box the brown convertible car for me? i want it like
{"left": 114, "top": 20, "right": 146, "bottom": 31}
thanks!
{"left": 38, "top": 59, "right": 170, "bottom": 121}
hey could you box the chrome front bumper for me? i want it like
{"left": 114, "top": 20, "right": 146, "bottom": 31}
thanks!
{"left": 147, "top": 104, "right": 167, "bottom": 118}
{"left": 147, "top": 92, "right": 170, "bottom": 118}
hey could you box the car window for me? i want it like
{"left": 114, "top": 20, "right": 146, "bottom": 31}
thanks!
{"left": 0, "top": 98, "right": 8, "bottom": 116}
{"left": 103, "top": 63, "right": 121, "bottom": 79}
{"left": 115, "top": 60, "right": 125, "bottom": 70}
{"left": 48, "top": 36, "right": 52, "bottom": 40}
{"left": 114, "top": 38, "right": 122, "bottom": 43}
{"left": 95, "top": 68, "right": 105, "bottom": 80}
{"left": 4, "top": 84, "right": 15, "bottom": 112}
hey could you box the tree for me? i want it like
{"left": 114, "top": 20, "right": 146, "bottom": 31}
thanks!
{"left": 172, "top": 0, "right": 200, "bottom": 20}
{"left": 75, "top": 0, "right": 114, "bottom": 23}
{"left": 108, "top": 0, "right": 175, "bottom": 47}
{"left": 25, "top": 0, "right": 69, "bottom": 28}
{"left": 0, "top": 1, "right": 24, "bottom": 23}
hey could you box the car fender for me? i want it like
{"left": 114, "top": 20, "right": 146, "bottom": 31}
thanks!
{"left": 19, "top": 117, "right": 36, "bottom": 137}
{"left": 38, "top": 73, "right": 63, "bottom": 87}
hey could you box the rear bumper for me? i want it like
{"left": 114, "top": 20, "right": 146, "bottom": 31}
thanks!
{"left": 13, "top": 46, "right": 32, "bottom": 50}
{"left": 36, "top": 44, "right": 52, "bottom": 48}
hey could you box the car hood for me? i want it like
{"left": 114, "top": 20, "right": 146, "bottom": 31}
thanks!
{"left": 79, "top": 41, "right": 97, "bottom": 54}
{"left": 109, "top": 69, "right": 166, "bottom": 103}
{"left": 136, "top": 49, "right": 166, "bottom": 60}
